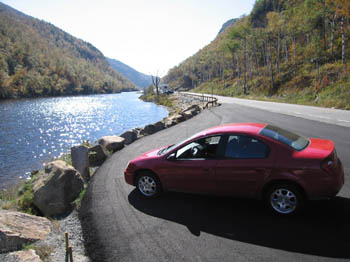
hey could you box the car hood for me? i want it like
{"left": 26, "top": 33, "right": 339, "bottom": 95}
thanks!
{"left": 133, "top": 146, "right": 166, "bottom": 161}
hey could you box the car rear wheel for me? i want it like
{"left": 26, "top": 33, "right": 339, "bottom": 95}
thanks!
{"left": 136, "top": 172, "right": 162, "bottom": 198}
{"left": 266, "top": 184, "right": 303, "bottom": 216}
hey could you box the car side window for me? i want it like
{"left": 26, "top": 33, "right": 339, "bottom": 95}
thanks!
{"left": 224, "top": 135, "right": 269, "bottom": 159}
{"left": 176, "top": 136, "right": 222, "bottom": 159}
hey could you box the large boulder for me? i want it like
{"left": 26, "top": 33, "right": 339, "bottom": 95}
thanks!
{"left": 181, "top": 111, "right": 193, "bottom": 120}
{"left": 184, "top": 104, "right": 201, "bottom": 113}
{"left": 154, "top": 121, "right": 165, "bottom": 131}
{"left": 6, "top": 249, "right": 42, "bottom": 261}
{"left": 141, "top": 121, "right": 165, "bottom": 135}
{"left": 181, "top": 104, "right": 201, "bottom": 119}
{"left": 164, "top": 118, "right": 176, "bottom": 128}
{"left": 120, "top": 130, "right": 138, "bottom": 145}
{"left": 33, "top": 160, "right": 84, "bottom": 217}
{"left": 174, "top": 114, "right": 185, "bottom": 123}
{"left": 98, "top": 136, "right": 125, "bottom": 152}
{"left": 141, "top": 124, "right": 157, "bottom": 135}
{"left": 0, "top": 210, "right": 51, "bottom": 253}
{"left": 71, "top": 145, "right": 90, "bottom": 182}
{"left": 88, "top": 144, "right": 108, "bottom": 166}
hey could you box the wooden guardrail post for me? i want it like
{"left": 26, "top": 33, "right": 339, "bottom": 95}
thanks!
{"left": 68, "top": 246, "right": 73, "bottom": 262}
{"left": 65, "top": 232, "right": 74, "bottom": 262}
{"left": 65, "top": 232, "right": 69, "bottom": 253}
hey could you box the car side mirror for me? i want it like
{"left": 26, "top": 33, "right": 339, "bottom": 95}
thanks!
{"left": 167, "top": 153, "right": 176, "bottom": 161}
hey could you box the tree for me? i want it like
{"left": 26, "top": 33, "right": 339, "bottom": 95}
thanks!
{"left": 267, "top": 11, "right": 283, "bottom": 73}
{"left": 226, "top": 36, "right": 240, "bottom": 81}
{"left": 326, "top": 0, "right": 338, "bottom": 58}
{"left": 226, "top": 19, "right": 251, "bottom": 94}
{"left": 285, "top": 2, "right": 304, "bottom": 69}
{"left": 151, "top": 74, "right": 160, "bottom": 99}
{"left": 333, "top": 0, "right": 350, "bottom": 63}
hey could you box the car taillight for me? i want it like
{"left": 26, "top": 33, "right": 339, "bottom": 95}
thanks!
{"left": 321, "top": 158, "right": 333, "bottom": 174}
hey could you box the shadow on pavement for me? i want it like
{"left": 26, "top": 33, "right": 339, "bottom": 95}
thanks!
{"left": 128, "top": 190, "right": 350, "bottom": 258}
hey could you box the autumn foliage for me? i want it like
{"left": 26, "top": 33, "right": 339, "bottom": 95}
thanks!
{"left": 0, "top": 3, "right": 135, "bottom": 99}
{"left": 163, "top": 0, "right": 350, "bottom": 109}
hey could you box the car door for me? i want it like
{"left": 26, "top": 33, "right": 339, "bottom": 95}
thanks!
{"left": 215, "top": 134, "right": 275, "bottom": 198}
{"left": 163, "top": 135, "right": 222, "bottom": 194}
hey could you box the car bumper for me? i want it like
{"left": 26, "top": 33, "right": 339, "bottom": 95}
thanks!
{"left": 124, "top": 170, "right": 134, "bottom": 186}
{"left": 308, "top": 160, "right": 345, "bottom": 200}
{"left": 329, "top": 159, "right": 345, "bottom": 196}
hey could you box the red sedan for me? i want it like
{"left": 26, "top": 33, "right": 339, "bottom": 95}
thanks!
{"left": 124, "top": 123, "right": 344, "bottom": 215}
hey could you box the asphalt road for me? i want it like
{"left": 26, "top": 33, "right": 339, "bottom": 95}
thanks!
{"left": 80, "top": 102, "right": 350, "bottom": 262}
{"left": 186, "top": 92, "right": 350, "bottom": 127}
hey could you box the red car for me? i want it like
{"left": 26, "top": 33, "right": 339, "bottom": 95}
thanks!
{"left": 124, "top": 123, "right": 344, "bottom": 215}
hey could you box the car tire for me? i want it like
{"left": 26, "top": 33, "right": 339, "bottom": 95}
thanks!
{"left": 265, "top": 184, "right": 304, "bottom": 216}
{"left": 136, "top": 172, "right": 162, "bottom": 198}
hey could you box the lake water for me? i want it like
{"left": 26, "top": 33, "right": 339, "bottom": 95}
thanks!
{"left": 0, "top": 92, "right": 168, "bottom": 188}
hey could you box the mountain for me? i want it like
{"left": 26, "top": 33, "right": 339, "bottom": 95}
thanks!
{"left": 0, "top": 2, "right": 135, "bottom": 99}
{"left": 217, "top": 18, "right": 238, "bottom": 36}
{"left": 163, "top": 0, "right": 350, "bottom": 109}
{"left": 107, "top": 58, "right": 152, "bottom": 88}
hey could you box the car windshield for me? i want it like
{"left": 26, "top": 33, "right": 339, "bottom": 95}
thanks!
{"left": 158, "top": 132, "right": 202, "bottom": 155}
{"left": 260, "top": 125, "right": 309, "bottom": 151}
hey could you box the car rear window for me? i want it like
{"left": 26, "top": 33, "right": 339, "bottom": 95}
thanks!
{"left": 260, "top": 125, "right": 309, "bottom": 151}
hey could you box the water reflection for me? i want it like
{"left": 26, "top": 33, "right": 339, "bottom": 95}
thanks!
{"left": 0, "top": 92, "right": 168, "bottom": 188}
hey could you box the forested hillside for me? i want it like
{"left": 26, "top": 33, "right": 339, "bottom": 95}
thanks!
{"left": 163, "top": 0, "right": 350, "bottom": 109}
{"left": 0, "top": 3, "right": 135, "bottom": 99}
{"left": 107, "top": 58, "right": 152, "bottom": 88}
{"left": 217, "top": 18, "right": 238, "bottom": 36}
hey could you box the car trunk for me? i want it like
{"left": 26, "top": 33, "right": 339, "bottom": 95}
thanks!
{"left": 297, "top": 138, "right": 339, "bottom": 174}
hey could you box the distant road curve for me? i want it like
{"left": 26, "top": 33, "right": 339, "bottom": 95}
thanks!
{"left": 184, "top": 92, "right": 350, "bottom": 127}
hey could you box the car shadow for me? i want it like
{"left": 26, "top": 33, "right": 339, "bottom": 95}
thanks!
{"left": 128, "top": 190, "right": 350, "bottom": 258}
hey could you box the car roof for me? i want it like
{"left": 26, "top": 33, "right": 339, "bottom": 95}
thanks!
{"left": 201, "top": 123, "right": 267, "bottom": 136}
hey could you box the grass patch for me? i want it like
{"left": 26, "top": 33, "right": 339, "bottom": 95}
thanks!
{"left": 73, "top": 187, "right": 87, "bottom": 209}
{"left": 191, "top": 62, "right": 350, "bottom": 110}
{"left": 0, "top": 182, "right": 21, "bottom": 210}
{"left": 0, "top": 183, "right": 21, "bottom": 202}
{"left": 53, "top": 152, "right": 72, "bottom": 166}
{"left": 0, "top": 172, "right": 41, "bottom": 215}
{"left": 139, "top": 87, "right": 175, "bottom": 108}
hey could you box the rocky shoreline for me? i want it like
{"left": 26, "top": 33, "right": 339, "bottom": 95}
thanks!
{"left": 0, "top": 93, "right": 217, "bottom": 262}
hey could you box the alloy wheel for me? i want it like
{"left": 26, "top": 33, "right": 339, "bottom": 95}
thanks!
{"left": 270, "top": 188, "right": 298, "bottom": 214}
{"left": 138, "top": 176, "right": 157, "bottom": 197}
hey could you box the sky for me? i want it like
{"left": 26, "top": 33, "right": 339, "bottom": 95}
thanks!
{"left": 2, "top": 0, "right": 255, "bottom": 76}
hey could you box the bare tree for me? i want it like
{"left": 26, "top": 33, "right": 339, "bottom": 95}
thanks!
{"left": 151, "top": 74, "right": 161, "bottom": 99}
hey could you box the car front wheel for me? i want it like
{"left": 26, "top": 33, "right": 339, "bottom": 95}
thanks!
{"left": 266, "top": 184, "right": 303, "bottom": 216}
{"left": 136, "top": 172, "right": 162, "bottom": 198}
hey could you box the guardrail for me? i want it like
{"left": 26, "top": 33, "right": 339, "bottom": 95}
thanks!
{"left": 181, "top": 93, "right": 218, "bottom": 108}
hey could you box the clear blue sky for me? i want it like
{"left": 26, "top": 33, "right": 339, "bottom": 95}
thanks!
{"left": 2, "top": 0, "right": 255, "bottom": 75}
